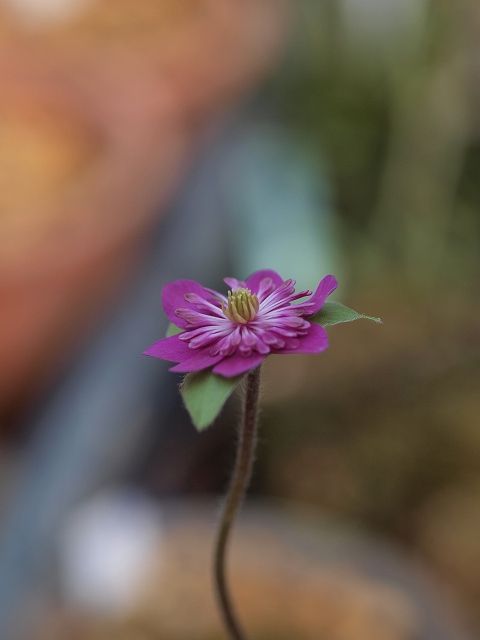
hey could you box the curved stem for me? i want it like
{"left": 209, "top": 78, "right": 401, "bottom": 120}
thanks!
{"left": 214, "top": 366, "right": 261, "bottom": 640}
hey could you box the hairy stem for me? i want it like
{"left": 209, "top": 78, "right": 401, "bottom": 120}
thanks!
{"left": 213, "top": 366, "right": 261, "bottom": 640}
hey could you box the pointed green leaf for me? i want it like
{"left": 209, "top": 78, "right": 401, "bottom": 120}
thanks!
{"left": 166, "top": 323, "right": 184, "bottom": 337}
{"left": 311, "top": 301, "right": 382, "bottom": 327}
{"left": 180, "top": 371, "right": 243, "bottom": 431}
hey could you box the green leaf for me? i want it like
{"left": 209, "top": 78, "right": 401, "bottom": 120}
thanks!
{"left": 166, "top": 323, "right": 184, "bottom": 337}
{"left": 180, "top": 371, "right": 243, "bottom": 431}
{"left": 311, "top": 301, "right": 382, "bottom": 327}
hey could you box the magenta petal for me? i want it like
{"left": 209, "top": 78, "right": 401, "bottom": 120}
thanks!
{"left": 278, "top": 324, "right": 329, "bottom": 354}
{"left": 305, "top": 275, "right": 338, "bottom": 315}
{"left": 143, "top": 335, "right": 191, "bottom": 362}
{"left": 213, "top": 353, "right": 266, "bottom": 377}
{"left": 162, "top": 279, "right": 218, "bottom": 328}
{"left": 169, "top": 351, "right": 223, "bottom": 373}
{"left": 245, "top": 269, "right": 284, "bottom": 293}
{"left": 224, "top": 277, "right": 245, "bottom": 290}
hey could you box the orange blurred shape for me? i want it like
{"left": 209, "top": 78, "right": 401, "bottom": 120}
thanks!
{"left": 0, "top": 0, "right": 287, "bottom": 419}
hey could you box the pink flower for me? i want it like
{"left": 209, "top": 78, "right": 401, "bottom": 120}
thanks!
{"left": 144, "top": 269, "right": 337, "bottom": 378}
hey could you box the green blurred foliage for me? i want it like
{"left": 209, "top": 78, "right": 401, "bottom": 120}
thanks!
{"left": 268, "top": 0, "right": 480, "bottom": 290}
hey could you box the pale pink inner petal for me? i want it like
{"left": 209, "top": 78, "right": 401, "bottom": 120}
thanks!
{"left": 162, "top": 279, "right": 218, "bottom": 328}
{"left": 224, "top": 277, "right": 245, "bottom": 290}
{"left": 256, "top": 277, "right": 276, "bottom": 301}
{"left": 244, "top": 269, "right": 283, "bottom": 294}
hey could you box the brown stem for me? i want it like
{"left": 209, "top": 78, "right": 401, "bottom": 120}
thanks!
{"left": 213, "top": 366, "right": 261, "bottom": 640}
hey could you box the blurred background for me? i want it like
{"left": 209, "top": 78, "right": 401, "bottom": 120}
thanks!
{"left": 0, "top": 0, "right": 479, "bottom": 638}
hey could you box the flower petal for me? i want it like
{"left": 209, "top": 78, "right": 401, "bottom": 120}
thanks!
{"left": 213, "top": 353, "right": 266, "bottom": 377}
{"left": 169, "top": 351, "right": 223, "bottom": 373}
{"left": 245, "top": 269, "right": 284, "bottom": 294}
{"left": 224, "top": 277, "right": 245, "bottom": 290}
{"left": 278, "top": 323, "right": 329, "bottom": 354}
{"left": 305, "top": 275, "right": 338, "bottom": 315}
{"left": 143, "top": 335, "right": 191, "bottom": 362}
{"left": 162, "top": 279, "right": 220, "bottom": 328}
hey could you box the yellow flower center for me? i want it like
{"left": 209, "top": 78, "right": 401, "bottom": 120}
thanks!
{"left": 223, "top": 288, "right": 259, "bottom": 324}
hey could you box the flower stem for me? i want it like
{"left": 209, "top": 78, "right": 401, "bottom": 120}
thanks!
{"left": 214, "top": 366, "right": 261, "bottom": 640}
